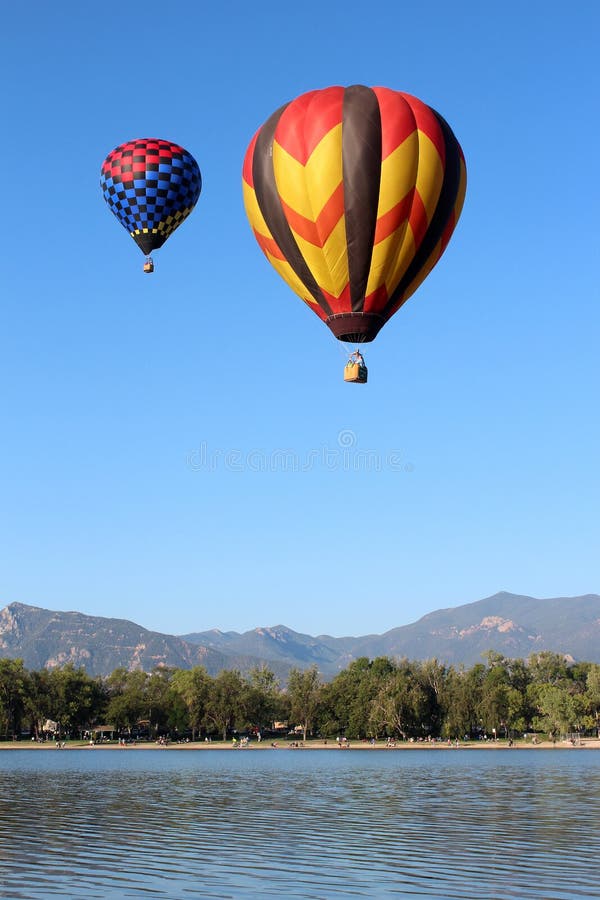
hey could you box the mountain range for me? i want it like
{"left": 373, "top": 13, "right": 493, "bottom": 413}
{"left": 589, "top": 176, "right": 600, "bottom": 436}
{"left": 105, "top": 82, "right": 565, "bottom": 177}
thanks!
{"left": 1, "top": 591, "right": 599, "bottom": 679}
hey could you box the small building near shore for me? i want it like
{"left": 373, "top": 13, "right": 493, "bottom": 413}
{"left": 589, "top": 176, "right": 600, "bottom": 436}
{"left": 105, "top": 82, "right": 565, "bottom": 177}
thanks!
{"left": 92, "top": 725, "right": 116, "bottom": 740}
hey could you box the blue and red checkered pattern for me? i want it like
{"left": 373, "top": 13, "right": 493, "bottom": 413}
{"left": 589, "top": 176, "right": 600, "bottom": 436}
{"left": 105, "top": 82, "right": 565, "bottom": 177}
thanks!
{"left": 100, "top": 138, "right": 201, "bottom": 255}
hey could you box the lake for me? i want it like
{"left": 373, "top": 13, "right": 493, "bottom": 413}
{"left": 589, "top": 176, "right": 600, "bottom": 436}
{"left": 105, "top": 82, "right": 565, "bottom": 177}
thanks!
{"left": 1, "top": 747, "right": 599, "bottom": 898}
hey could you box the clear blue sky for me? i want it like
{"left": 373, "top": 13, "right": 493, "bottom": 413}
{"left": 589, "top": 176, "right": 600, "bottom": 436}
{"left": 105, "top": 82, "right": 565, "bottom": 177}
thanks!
{"left": 1, "top": 1, "right": 598, "bottom": 637}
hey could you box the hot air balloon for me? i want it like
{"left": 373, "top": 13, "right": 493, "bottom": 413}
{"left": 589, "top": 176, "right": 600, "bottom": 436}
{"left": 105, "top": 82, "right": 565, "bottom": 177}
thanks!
{"left": 242, "top": 86, "right": 466, "bottom": 381}
{"left": 100, "top": 138, "right": 201, "bottom": 272}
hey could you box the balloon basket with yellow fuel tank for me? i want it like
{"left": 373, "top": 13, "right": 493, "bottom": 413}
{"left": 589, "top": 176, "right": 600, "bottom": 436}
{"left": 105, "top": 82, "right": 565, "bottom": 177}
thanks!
{"left": 344, "top": 362, "right": 368, "bottom": 384}
{"left": 143, "top": 256, "right": 154, "bottom": 274}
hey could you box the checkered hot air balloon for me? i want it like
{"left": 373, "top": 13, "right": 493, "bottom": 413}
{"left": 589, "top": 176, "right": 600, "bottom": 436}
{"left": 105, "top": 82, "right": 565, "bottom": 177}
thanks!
{"left": 100, "top": 138, "right": 201, "bottom": 272}
{"left": 242, "top": 86, "right": 466, "bottom": 347}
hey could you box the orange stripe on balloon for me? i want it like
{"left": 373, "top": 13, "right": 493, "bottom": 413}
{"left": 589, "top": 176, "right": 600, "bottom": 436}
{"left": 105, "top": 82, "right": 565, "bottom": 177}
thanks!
{"left": 373, "top": 190, "right": 414, "bottom": 244}
{"left": 408, "top": 190, "right": 429, "bottom": 249}
{"left": 279, "top": 182, "right": 345, "bottom": 247}
{"left": 242, "top": 131, "right": 260, "bottom": 188}
{"left": 319, "top": 282, "right": 352, "bottom": 313}
{"left": 254, "top": 229, "right": 286, "bottom": 261}
{"left": 275, "top": 88, "right": 344, "bottom": 165}
{"left": 302, "top": 299, "right": 329, "bottom": 322}
{"left": 364, "top": 284, "right": 390, "bottom": 314}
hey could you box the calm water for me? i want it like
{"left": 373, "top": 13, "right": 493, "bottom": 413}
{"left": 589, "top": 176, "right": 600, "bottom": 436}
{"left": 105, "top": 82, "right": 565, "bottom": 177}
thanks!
{"left": 1, "top": 748, "right": 599, "bottom": 899}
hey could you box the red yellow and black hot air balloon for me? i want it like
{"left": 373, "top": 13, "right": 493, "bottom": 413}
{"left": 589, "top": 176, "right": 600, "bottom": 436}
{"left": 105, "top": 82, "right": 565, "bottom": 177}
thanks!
{"left": 242, "top": 85, "right": 466, "bottom": 382}
{"left": 101, "top": 138, "right": 201, "bottom": 272}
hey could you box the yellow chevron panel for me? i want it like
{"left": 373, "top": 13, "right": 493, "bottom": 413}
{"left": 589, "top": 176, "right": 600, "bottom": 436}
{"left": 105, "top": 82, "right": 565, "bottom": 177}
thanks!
{"left": 291, "top": 215, "right": 349, "bottom": 298}
{"left": 265, "top": 250, "right": 320, "bottom": 304}
{"left": 366, "top": 225, "right": 411, "bottom": 296}
{"left": 243, "top": 182, "right": 316, "bottom": 304}
{"left": 273, "top": 124, "right": 343, "bottom": 219}
{"left": 369, "top": 133, "right": 442, "bottom": 296}
{"left": 414, "top": 130, "right": 444, "bottom": 224}
{"left": 401, "top": 158, "right": 467, "bottom": 303}
{"left": 383, "top": 224, "right": 417, "bottom": 295}
{"left": 377, "top": 132, "right": 418, "bottom": 216}
{"left": 243, "top": 181, "right": 271, "bottom": 237}
{"left": 366, "top": 138, "right": 419, "bottom": 295}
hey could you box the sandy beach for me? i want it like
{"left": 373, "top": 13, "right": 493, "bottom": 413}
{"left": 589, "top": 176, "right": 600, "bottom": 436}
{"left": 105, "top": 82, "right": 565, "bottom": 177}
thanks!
{"left": 2, "top": 737, "right": 599, "bottom": 751}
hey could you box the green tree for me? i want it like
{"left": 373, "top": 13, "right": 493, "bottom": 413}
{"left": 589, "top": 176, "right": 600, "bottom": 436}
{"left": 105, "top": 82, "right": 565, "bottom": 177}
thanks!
{"left": 244, "top": 666, "right": 283, "bottom": 735}
{"left": 319, "top": 657, "right": 396, "bottom": 739}
{"left": 479, "top": 658, "right": 511, "bottom": 737}
{"left": 585, "top": 665, "right": 600, "bottom": 734}
{"left": 47, "top": 665, "right": 105, "bottom": 738}
{"left": 528, "top": 652, "right": 570, "bottom": 686}
{"left": 0, "top": 659, "right": 28, "bottom": 738}
{"left": 145, "top": 667, "right": 178, "bottom": 736}
{"left": 419, "top": 658, "right": 448, "bottom": 737}
{"left": 105, "top": 667, "right": 131, "bottom": 693}
{"left": 369, "top": 662, "right": 431, "bottom": 740}
{"left": 24, "top": 668, "right": 53, "bottom": 739}
{"left": 442, "top": 664, "right": 485, "bottom": 739}
{"left": 286, "top": 666, "right": 321, "bottom": 741}
{"left": 105, "top": 669, "right": 148, "bottom": 734}
{"left": 356, "top": 658, "right": 398, "bottom": 738}
{"left": 205, "top": 670, "right": 245, "bottom": 741}
{"left": 504, "top": 686, "right": 529, "bottom": 736}
{"left": 531, "top": 683, "right": 577, "bottom": 738}
{"left": 171, "top": 667, "right": 211, "bottom": 739}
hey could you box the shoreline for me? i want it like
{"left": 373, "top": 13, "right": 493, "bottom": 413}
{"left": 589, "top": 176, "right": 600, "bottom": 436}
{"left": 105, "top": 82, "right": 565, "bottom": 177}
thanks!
{"left": 2, "top": 738, "right": 599, "bottom": 751}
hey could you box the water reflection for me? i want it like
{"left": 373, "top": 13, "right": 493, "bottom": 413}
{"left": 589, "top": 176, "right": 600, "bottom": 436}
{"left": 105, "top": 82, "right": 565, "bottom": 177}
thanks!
{"left": 1, "top": 749, "right": 599, "bottom": 898}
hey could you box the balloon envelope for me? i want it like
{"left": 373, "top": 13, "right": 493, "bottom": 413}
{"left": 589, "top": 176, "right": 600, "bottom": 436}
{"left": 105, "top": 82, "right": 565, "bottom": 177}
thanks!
{"left": 243, "top": 86, "right": 466, "bottom": 342}
{"left": 101, "top": 138, "right": 201, "bottom": 255}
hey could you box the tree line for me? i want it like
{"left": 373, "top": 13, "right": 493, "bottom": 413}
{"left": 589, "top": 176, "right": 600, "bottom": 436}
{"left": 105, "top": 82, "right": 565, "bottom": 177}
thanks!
{"left": 1, "top": 650, "right": 600, "bottom": 742}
